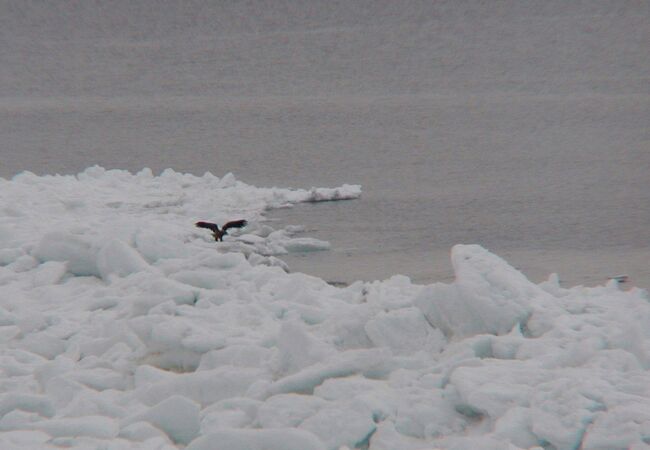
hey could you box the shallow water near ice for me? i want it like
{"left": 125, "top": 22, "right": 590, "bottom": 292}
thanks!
{"left": 1, "top": 1, "right": 649, "bottom": 288}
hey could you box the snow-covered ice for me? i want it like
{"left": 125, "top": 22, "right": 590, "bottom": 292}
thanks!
{"left": 1, "top": 167, "right": 649, "bottom": 449}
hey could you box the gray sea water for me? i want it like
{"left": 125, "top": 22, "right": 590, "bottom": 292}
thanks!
{"left": 1, "top": 1, "right": 648, "bottom": 287}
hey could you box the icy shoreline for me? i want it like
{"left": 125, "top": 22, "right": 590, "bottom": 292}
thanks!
{"left": 0, "top": 167, "right": 649, "bottom": 450}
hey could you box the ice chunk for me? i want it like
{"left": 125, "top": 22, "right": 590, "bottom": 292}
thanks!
{"left": 134, "top": 230, "right": 189, "bottom": 262}
{"left": 217, "top": 172, "right": 237, "bottom": 188}
{"left": 0, "top": 325, "right": 20, "bottom": 344}
{"left": 416, "top": 244, "right": 540, "bottom": 337}
{"left": 137, "top": 367, "right": 269, "bottom": 406}
{"left": 301, "top": 185, "right": 362, "bottom": 202}
{"left": 271, "top": 320, "right": 335, "bottom": 376}
{"left": 313, "top": 376, "right": 387, "bottom": 402}
{"left": 0, "top": 393, "right": 55, "bottom": 418}
{"left": 17, "top": 332, "right": 66, "bottom": 359}
{"left": 119, "top": 421, "right": 171, "bottom": 442}
{"left": 42, "top": 376, "right": 92, "bottom": 410}
{"left": 31, "top": 415, "right": 119, "bottom": 439}
{"left": 368, "top": 421, "right": 432, "bottom": 450}
{"left": 171, "top": 269, "right": 229, "bottom": 290}
{"left": 122, "top": 395, "right": 200, "bottom": 445}
{"left": 200, "top": 397, "right": 261, "bottom": 432}
{"left": 265, "top": 348, "right": 393, "bottom": 397}
{"left": 0, "top": 410, "right": 44, "bottom": 432}
{"left": 300, "top": 405, "right": 376, "bottom": 450}
{"left": 364, "top": 307, "right": 445, "bottom": 355}
{"left": 186, "top": 428, "right": 326, "bottom": 450}
{"left": 32, "top": 232, "right": 99, "bottom": 277}
{"left": 0, "top": 430, "right": 51, "bottom": 448}
{"left": 96, "top": 239, "right": 151, "bottom": 280}
{"left": 77, "top": 165, "right": 106, "bottom": 179}
{"left": 34, "top": 356, "right": 76, "bottom": 388}
{"left": 247, "top": 253, "right": 290, "bottom": 272}
{"left": 0, "top": 248, "right": 25, "bottom": 266}
{"left": 9, "top": 254, "right": 39, "bottom": 272}
{"left": 198, "top": 345, "right": 271, "bottom": 371}
{"left": 31, "top": 261, "right": 68, "bottom": 287}
{"left": 581, "top": 404, "right": 650, "bottom": 450}
{"left": 530, "top": 378, "right": 602, "bottom": 450}
{"left": 69, "top": 367, "right": 128, "bottom": 391}
{"left": 493, "top": 407, "right": 539, "bottom": 449}
{"left": 393, "top": 388, "right": 466, "bottom": 440}
{"left": 134, "top": 365, "right": 177, "bottom": 388}
{"left": 450, "top": 361, "right": 546, "bottom": 418}
{"left": 283, "top": 237, "right": 331, "bottom": 253}
{"left": 434, "top": 435, "right": 527, "bottom": 450}
{"left": 257, "top": 393, "right": 327, "bottom": 428}
{"left": 238, "top": 234, "right": 267, "bottom": 245}
{"left": 201, "top": 408, "right": 251, "bottom": 431}
{"left": 128, "top": 280, "right": 198, "bottom": 315}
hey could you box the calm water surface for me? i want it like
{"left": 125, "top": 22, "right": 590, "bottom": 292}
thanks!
{"left": 1, "top": 1, "right": 648, "bottom": 287}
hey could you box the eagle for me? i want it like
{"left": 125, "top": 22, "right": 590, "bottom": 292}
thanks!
{"left": 195, "top": 220, "right": 248, "bottom": 242}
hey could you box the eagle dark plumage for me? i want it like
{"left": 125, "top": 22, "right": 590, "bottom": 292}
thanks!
{"left": 196, "top": 220, "right": 248, "bottom": 241}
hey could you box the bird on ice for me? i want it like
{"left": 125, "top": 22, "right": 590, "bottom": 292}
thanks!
{"left": 195, "top": 220, "right": 248, "bottom": 241}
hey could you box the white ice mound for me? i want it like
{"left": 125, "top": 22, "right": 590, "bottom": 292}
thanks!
{"left": 32, "top": 232, "right": 99, "bottom": 277}
{"left": 97, "top": 239, "right": 151, "bottom": 280}
{"left": 121, "top": 395, "right": 200, "bottom": 445}
{"left": 416, "top": 244, "right": 542, "bottom": 337}
{"left": 364, "top": 307, "right": 445, "bottom": 355}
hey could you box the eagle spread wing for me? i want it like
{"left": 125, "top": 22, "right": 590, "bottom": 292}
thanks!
{"left": 222, "top": 219, "right": 248, "bottom": 231}
{"left": 195, "top": 221, "right": 220, "bottom": 232}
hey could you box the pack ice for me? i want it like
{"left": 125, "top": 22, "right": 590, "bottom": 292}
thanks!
{"left": 0, "top": 167, "right": 649, "bottom": 450}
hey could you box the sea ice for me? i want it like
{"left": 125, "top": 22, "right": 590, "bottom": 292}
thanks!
{"left": 121, "top": 395, "right": 200, "bottom": 445}
{"left": 186, "top": 428, "right": 326, "bottom": 450}
{"left": 0, "top": 167, "right": 649, "bottom": 449}
{"left": 96, "top": 239, "right": 152, "bottom": 280}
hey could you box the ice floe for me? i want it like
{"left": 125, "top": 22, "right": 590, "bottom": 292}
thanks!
{"left": 0, "top": 167, "right": 649, "bottom": 449}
